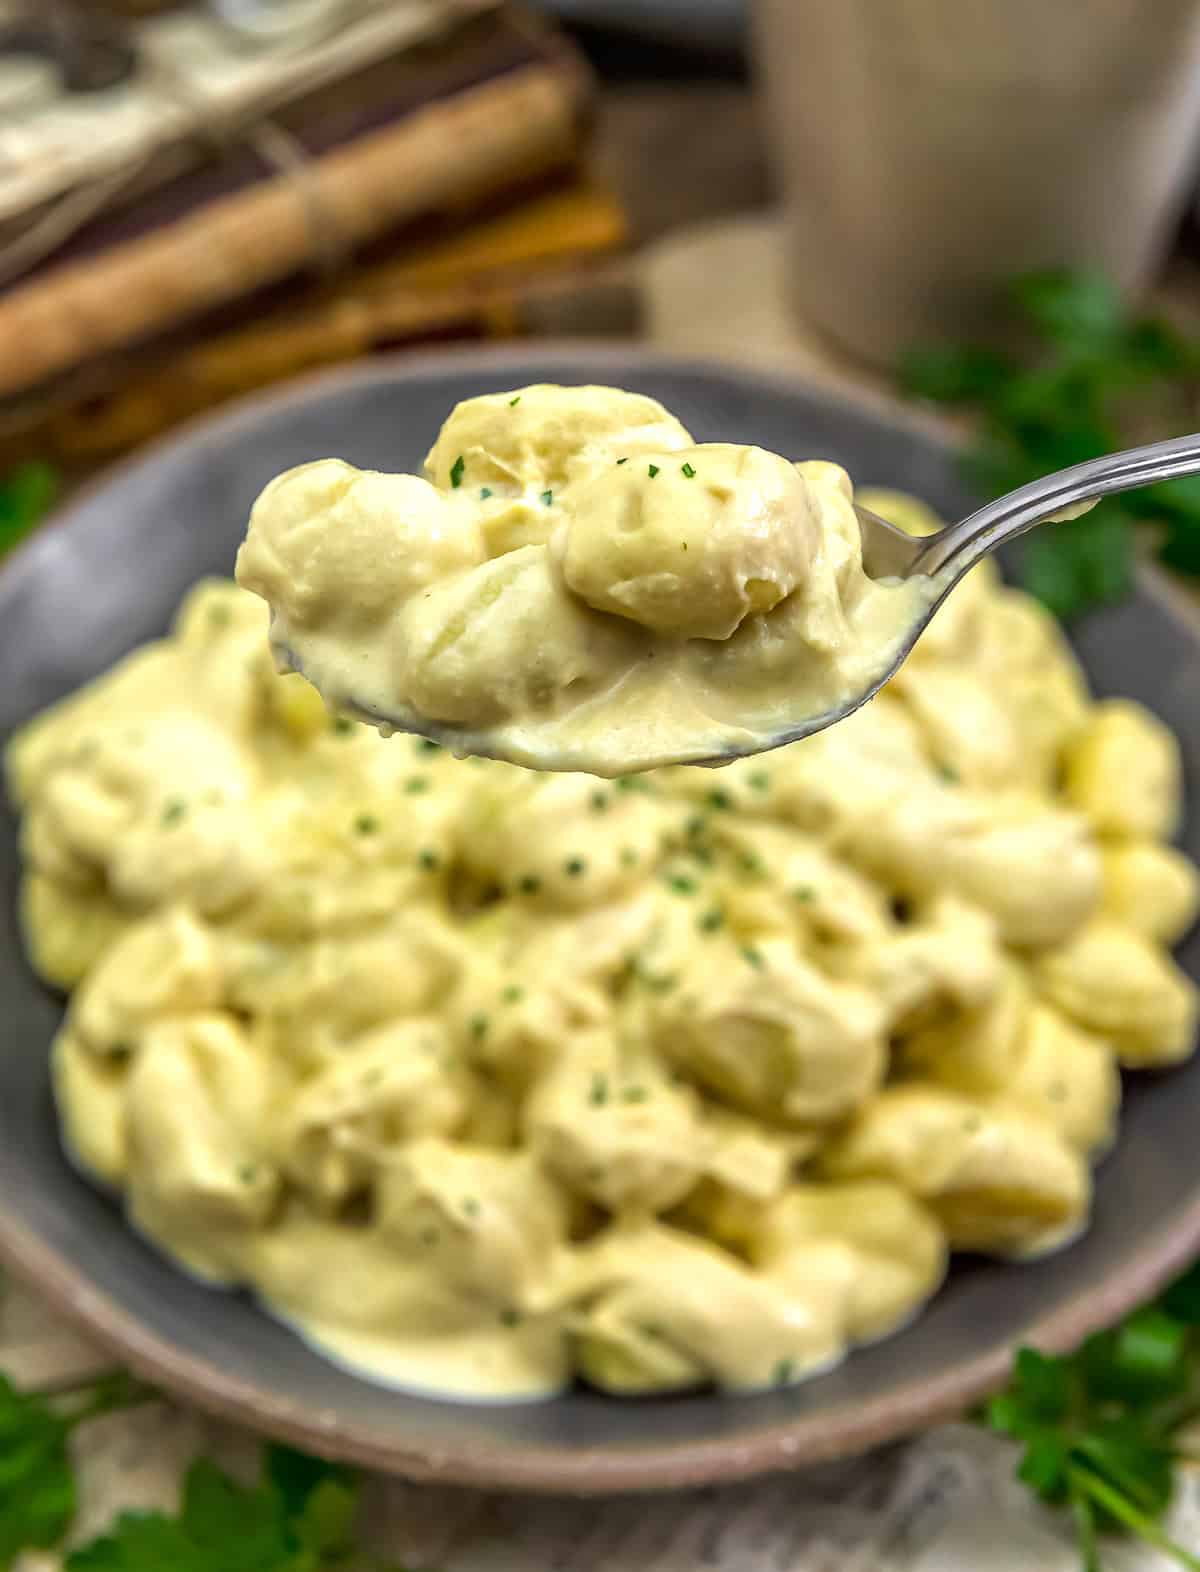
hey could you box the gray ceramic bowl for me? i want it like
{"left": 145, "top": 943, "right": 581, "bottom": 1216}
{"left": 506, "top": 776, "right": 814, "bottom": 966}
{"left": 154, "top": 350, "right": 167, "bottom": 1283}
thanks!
{"left": 3, "top": 348, "right": 1200, "bottom": 1493}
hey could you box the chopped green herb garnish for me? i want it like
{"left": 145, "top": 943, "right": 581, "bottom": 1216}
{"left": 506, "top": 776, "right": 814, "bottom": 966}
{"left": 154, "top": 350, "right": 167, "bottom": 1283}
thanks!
{"left": 417, "top": 736, "right": 441, "bottom": 753}
{"left": 667, "top": 873, "right": 696, "bottom": 895}
{"left": 938, "top": 762, "right": 961, "bottom": 784}
{"left": 353, "top": 813, "right": 379, "bottom": 835}
{"left": 417, "top": 848, "right": 440, "bottom": 872}
{"left": 541, "top": 489, "right": 554, "bottom": 507}
{"left": 742, "top": 945, "right": 766, "bottom": 970}
{"left": 502, "top": 985, "right": 525, "bottom": 1004}
{"left": 620, "top": 1086, "right": 649, "bottom": 1104}
{"left": 619, "top": 846, "right": 639, "bottom": 867}
{"left": 685, "top": 814, "right": 707, "bottom": 838}
{"left": 509, "top": 395, "right": 521, "bottom": 406}
{"left": 450, "top": 454, "right": 465, "bottom": 488}
{"left": 564, "top": 856, "right": 587, "bottom": 877}
{"left": 648, "top": 464, "right": 660, "bottom": 478}
{"left": 500, "top": 1309, "right": 523, "bottom": 1327}
{"left": 161, "top": 798, "right": 186, "bottom": 827}
{"left": 332, "top": 715, "right": 354, "bottom": 736}
{"left": 590, "top": 789, "right": 610, "bottom": 812}
{"left": 698, "top": 908, "right": 724, "bottom": 933}
{"left": 748, "top": 771, "right": 770, "bottom": 791}
{"left": 479, "top": 487, "right": 493, "bottom": 500}
{"left": 616, "top": 456, "right": 628, "bottom": 465}
{"left": 615, "top": 774, "right": 651, "bottom": 793}
{"left": 469, "top": 1014, "right": 489, "bottom": 1041}
{"left": 641, "top": 971, "right": 677, "bottom": 995}
{"left": 739, "top": 853, "right": 766, "bottom": 878}
{"left": 236, "top": 1162, "right": 258, "bottom": 1184}
{"left": 518, "top": 874, "right": 542, "bottom": 895}
{"left": 773, "top": 1359, "right": 795, "bottom": 1387}
{"left": 589, "top": 1072, "right": 609, "bottom": 1107}
{"left": 405, "top": 776, "right": 430, "bottom": 794}
{"left": 681, "top": 461, "right": 697, "bottom": 478}
{"left": 793, "top": 885, "right": 816, "bottom": 903}
{"left": 706, "top": 788, "right": 733, "bottom": 811}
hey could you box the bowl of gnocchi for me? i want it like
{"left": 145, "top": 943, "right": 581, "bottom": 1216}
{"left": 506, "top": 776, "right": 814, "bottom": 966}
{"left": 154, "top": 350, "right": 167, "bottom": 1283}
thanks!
{"left": 1, "top": 346, "right": 1199, "bottom": 1491}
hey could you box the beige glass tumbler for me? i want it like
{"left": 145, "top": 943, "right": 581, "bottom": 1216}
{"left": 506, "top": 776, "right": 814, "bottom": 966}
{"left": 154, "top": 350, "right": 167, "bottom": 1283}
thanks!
{"left": 752, "top": 0, "right": 1200, "bottom": 365}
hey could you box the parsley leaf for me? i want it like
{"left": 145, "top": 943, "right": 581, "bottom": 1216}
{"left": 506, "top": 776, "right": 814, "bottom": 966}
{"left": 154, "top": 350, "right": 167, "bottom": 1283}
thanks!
{"left": 64, "top": 1445, "right": 376, "bottom": 1572}
{"left": 0, "top": 1370, "right": 152, "bottom": 1571}
{"left": 900, "top": 267, "right": 1200, "bottom": 619}
{"left": 0, "top": 1370, "right": 410, "bottom": 1572}
{"left": 0, "top": 1374, "right": 75, "bottom": 1568}
{"left": 984, "top": 1256, "right": 1200, "bottom": 1571}
{"left": 0, "top": 460, "right": 59, "bottom": 558}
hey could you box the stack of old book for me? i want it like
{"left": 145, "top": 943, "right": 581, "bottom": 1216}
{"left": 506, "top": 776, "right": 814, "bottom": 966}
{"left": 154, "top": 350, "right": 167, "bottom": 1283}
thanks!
{"left": 0, "top": 0, "right": 630, "bottom": 469}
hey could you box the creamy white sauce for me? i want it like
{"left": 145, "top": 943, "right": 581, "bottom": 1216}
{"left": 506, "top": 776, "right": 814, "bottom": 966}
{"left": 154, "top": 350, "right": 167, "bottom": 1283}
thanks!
{"left": 8, "top": 487, "right": 1198, "bottom": 1403}
{"left": 235, "top": 386, "right": 934, "bottom": 774}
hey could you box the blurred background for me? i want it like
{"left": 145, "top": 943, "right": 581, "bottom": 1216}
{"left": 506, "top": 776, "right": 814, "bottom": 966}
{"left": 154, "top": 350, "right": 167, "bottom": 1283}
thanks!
{"left": 5, "top": 0, "right": 1200, "bottom": 610}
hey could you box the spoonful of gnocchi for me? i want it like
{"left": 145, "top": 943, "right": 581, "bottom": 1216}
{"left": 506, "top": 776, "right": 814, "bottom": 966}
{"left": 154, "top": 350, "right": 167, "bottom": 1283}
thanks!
{"left": 235, "top": 384, "right": 1200, "bottom": 777}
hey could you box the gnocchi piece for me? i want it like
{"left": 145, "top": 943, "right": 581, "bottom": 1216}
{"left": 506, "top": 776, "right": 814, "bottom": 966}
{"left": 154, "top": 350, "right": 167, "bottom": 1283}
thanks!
{"left": 376, "top": 1138, "right": 567, "bottom": 1311}
{"left": 905, "top": 967, "right": 1119, "bottom": 1156}
{"left": 423, "top": 384, "right": 693, "bottom": 495}
{"left": 1100, "top": 839, "right": 1200, "bottom": 945}
{"left": 568, "top": 1222, "right": 845, "bottom": 1393}
{"left": 1062, "top": 699, "right": 1182, "bottom": 840}
{"left": 237, "top": 460, "right": 485, "bottom": 629}
{"left": 52, "top": 1029, "right": 129, "bottom": 1185}
{"left": 850, "top": 789, "right": 1100, "bottom": 947}
{"left": 70, "top": 907, "right": 224, "bottom": 1060}
{"left": 821, "top": 1086, "right": 1090, "bottom": 1258}
{"left": 1035, "top": 918, "right": 1199, "bottom": 1067}
{"left": 752, "top": 1182, "right": 947, "bottom": 1341}
{"left": 124, "top": 1013, "right": 281, "bottom": 1282}
{"left": 526, "top": 1035, "right": 702, "bottom": 1215}
{"left": 829, "top": 894, "right": 1001, "bottom": 1032}
{"left": 276, "top": 1019, "right": 472, "bottom": 1207}
{"left": 393, "top": 545, "right": 643, "bottom": 729}
{"left": 647, "top": 936, "right": 886, "bottom": 1124}
{"left": 562, "top": 444, "right": 815, "bottom": 640}
{"left": 19, "top": 872, "right": 129, "bottom": 990}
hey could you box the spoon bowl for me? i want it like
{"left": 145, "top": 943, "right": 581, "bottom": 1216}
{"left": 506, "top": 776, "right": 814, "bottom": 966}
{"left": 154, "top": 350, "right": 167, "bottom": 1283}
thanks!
{"left": 268, "top": 428, "right": 1200, "bottom": 772}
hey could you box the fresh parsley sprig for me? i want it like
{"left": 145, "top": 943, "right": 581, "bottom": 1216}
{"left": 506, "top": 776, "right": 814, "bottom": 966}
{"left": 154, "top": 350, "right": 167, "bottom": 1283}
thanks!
{"left": 900, "top": 270, "right": 1200, "bottom": 619}
{"left": 0, "top": 460, "right": 59, "bottom": 559}
{"left": 0, "top": 1369, "right": 413, "bottom": 1571}
{"left": 0, "top": 1368, "right": 154, "bottom": 1568}
{"left": 985, "top": 1259, "right": 1200, "bottom": 1570}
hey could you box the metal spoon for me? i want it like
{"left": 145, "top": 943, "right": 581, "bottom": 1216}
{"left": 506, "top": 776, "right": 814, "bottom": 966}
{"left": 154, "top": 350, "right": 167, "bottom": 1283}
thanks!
{"left": 791, "top": 428, "right": 1200, "bottom": 755}
{"left": 279, "top": 429, "right": 1200, "bottom": 771}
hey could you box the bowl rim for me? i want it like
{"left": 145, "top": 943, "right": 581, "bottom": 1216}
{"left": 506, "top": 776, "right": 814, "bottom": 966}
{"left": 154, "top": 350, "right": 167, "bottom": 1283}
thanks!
{"left": 4, "top": 341, "right": 1200, "bottom": 1494}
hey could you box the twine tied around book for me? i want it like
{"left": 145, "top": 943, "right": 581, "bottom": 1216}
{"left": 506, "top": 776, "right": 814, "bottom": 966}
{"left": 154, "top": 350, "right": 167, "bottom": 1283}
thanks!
{"left": 0, "top": 41, "right": 352, "bottom": 290}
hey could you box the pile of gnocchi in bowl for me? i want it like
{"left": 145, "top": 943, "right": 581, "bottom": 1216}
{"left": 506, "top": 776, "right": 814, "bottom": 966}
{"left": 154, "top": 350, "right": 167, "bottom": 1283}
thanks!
{"left": 7, "top": 473, "right": 1198, "bottom": 1402}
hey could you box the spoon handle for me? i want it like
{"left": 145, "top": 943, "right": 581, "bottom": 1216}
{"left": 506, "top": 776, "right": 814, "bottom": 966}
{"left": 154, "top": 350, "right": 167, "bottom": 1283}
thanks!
{"left": 914, "top": 429, "right": 1200, "bottom": 579}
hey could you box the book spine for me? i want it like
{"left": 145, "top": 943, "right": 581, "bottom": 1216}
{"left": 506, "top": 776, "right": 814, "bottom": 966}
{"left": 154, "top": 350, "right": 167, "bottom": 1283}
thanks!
{"left": 0, "top": 58, "right": 587, "bottom": 400}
